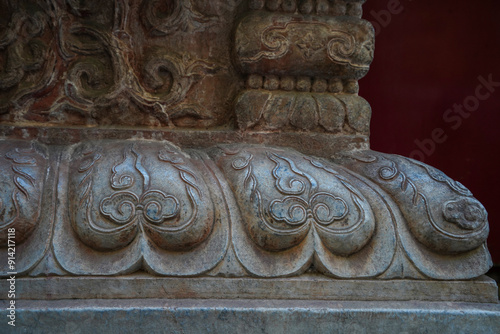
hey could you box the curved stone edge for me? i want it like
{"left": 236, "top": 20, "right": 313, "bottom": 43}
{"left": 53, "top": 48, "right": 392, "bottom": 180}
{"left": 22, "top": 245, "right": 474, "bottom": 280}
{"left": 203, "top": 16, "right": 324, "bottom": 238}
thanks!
{"left": 53, "top": 141, "right": 229, "bottom": 276}
{"left": 314, "top": 163, "right": 397, "bottom": 278}
{"left": 208, "top": 146, "right": 314, "bottom": 277}
{"left": 0, "top": 141, "right": 54, "bottom": 277}
{"left": 211, "top": 145, "right": 398, "bottom": 278}
{"left": 334, "top": 150, "right": 492, "bottom": 280}
{"left": 2, "top": 299, "right": 500, "bottom": 333}
{"left": 0, "top": 139, "right": 493, "bottom": 280}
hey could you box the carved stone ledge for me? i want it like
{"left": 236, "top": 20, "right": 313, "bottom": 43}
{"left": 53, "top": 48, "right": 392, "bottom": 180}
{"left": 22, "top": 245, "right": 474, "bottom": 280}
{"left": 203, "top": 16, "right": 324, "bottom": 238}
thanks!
{"left": 1, "top": 274, "right": 497, "bottom": 303}
{"left": 0, "top": 139, "right": 491, "bottom": 281}
{"left": 0, "top": 140, "right": 56, "bottom": 276}
{"left": 0, "top": 0, "right": 496, "bottom": 315}
{"left": 0, "top": 125, "right": 370, "bottom": 156}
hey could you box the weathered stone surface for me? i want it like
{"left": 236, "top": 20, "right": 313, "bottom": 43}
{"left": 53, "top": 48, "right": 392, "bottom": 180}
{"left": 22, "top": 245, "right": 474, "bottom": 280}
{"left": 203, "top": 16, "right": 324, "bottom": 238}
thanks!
{"left": 1, "top": 274, "right": 497, "bottom": 303}
{"left": 53, "top": 140, "right": 229, "bottom": 276}
{"left": 0, "top": 141, "right": 55, "bottom": 276}
{"left": 0, "top": 0, "right": 242, "bottom": 127}
{"left": 0, "top": 139, "right": 491, "bottom": 281}
{"left": 0, "top": 0, "right": 496, "bottom": 323}
{"left": 1, "top": 299, "right": 499, "bottom": 334}
{"left": 212, "top": 145, "right": 395, "bottom": 278}
{"left": 234, "top": 11, "right": 374, "bottom": 78}
{"left": 0, "top": 125, "right": 369, "bottom": 156}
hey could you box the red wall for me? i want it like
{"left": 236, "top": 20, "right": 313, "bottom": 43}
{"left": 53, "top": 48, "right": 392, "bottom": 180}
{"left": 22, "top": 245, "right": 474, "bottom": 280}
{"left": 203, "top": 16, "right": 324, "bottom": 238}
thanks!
{"left": 361, "top": 0, "right": 500, "bottom": 263}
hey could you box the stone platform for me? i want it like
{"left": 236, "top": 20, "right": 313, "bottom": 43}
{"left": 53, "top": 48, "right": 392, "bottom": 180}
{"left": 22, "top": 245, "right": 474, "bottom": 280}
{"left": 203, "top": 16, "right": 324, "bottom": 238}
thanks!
{"left": 1, "top": 274, "right": 498, "bottom": 303}
{"left": 1, "top": 275, "right": 498, "bottom": 333}
{"left": 1, "top": 299, "right": 499, "bottom": 334}
{"left": 0, "top": 0, "right": 497, "bottom": 332}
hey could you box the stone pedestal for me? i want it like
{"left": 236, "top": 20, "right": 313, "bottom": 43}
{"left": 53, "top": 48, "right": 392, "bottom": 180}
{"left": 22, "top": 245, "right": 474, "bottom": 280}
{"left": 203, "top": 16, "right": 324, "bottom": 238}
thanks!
{"left": 0, "top": 0, "right": 497, "bottom": 332}
{"left": 2, "top": 300, "right": 500, "bottom": 334}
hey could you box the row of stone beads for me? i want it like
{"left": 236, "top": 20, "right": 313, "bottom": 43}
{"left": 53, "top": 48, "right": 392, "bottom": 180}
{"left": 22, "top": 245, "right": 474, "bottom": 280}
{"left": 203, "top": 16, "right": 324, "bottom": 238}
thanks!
{"left": 246, "top": 74, "right": 360, "bottom": 94}
{"left": 249, "top": 0, "right": 363, "bottom": 18}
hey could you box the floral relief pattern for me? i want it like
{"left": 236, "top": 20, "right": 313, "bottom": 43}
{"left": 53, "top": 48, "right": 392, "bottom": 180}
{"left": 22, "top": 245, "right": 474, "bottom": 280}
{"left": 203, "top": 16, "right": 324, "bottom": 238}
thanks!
{"left": 346, "top": 151, "right": 489, "bottom": 254}
{"left": 222, "top": 148, "right": 376, "bottom": 257}
{"left": 266, "top": 153, "right": 349, "bottom": 227}
{"left": 0, "top": 0, "right": 232, "bottom": 127}
{"left": 72, "top": 143, "right": 213, "bottom": 252}
{"left": 98, "top": 148, "right": 181, "bottom": 227}
{"left": 0, "top": 144, "right": 46, "bottom": 246}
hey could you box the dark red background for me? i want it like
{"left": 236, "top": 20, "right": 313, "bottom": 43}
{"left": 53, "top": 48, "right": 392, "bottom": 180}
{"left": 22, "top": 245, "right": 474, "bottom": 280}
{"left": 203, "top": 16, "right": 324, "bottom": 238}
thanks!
{"left": 361, "top": 0, "right": 500, "bottom": 263}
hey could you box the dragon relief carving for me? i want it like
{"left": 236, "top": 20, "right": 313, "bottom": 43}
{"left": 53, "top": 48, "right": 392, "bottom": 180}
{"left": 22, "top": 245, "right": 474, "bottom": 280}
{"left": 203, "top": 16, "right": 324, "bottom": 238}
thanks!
{"left": 72, "top": 144, "right": 214, "bottom": 251}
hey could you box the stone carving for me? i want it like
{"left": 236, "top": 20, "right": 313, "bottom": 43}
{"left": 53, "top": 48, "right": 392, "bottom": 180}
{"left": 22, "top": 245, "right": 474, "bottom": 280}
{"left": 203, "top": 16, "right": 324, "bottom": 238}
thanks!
{"left": 53, "top": 141, "right": 228, "bottom": 276}
{"left": 0, "top": 0, "right": 238, "bottom": 127}
{"left": 72, "top": 144, "right": 213, "bottom": 251}
{"left": 0, "top": 0, "right": 56, "bottom": 114}
{"left": 0, "top": 0, "right": 493, "bottom": 290}
{"left": 337, "top": 151, "right": 489, "bottom": 254}
{"left": 235, "top": 11, "right": 374, "bottom": 78}
{"left": 0, "top": 141, "right": 55, "bottom": 276}
{"left": 234, "top": 8, "right": 373, "bottom": 133}
{"left": 212, "top": 145, "right": 395, "bottom": 278}
{"left": 236, "top": 89, "right": 371, "bottom": 133}
{"left": 59, "top": 0, "right": 223, "bottom": 126}
{"left": 0, "top": 138, "right": 491, "bottom": 280}
{"left": 0, "top": 142, "right": 46, "bottom": 245}
{"left": 249, "top": 0, "right": 366, "bottom": 17}
{"left": 142, "top": 0, "right": 219, "bottom": 35}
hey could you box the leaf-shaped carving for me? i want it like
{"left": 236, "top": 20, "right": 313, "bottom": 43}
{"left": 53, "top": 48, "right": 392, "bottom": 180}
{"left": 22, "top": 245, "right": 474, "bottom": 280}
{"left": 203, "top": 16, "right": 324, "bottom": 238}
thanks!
{"left": 100, "top": 192, "right": 139, "bottom": 225}
{"left": 340, "top": 151, "right": 489, "bottom": 254}
{"left": 236, "top": 12, "right": 373, "bottom": 76}
{"left": 71, "top": 143, "right": 215, "bottom": 252}
{"left": 0, "top": 145, "right": 46, "bottom": 246}
{"left": 222, "top": 148, "right": 375, "bottom": 255}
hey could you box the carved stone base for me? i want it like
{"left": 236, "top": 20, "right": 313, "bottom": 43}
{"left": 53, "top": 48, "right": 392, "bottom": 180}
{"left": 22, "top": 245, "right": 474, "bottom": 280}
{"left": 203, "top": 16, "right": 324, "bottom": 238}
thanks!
{"left": 2, "top": 274, "right": 498, "bottom": 303}
{"left": 0, "top": 137, "right": 492, "bottom": 280}
{"left": 0, "top": 0, "right": 497, "bottom": 331}
{"left": 2, "top": 299, "right": 499, "bottom": 334}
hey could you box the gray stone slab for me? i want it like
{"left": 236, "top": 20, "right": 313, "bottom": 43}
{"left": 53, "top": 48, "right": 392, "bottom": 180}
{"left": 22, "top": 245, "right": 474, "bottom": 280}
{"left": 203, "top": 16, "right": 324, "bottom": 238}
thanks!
{"left": 1, "top": 274, "right": 497, "bottom": 303}
{"left": 1, "top": 299, "right": 499, "bottom": 334}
